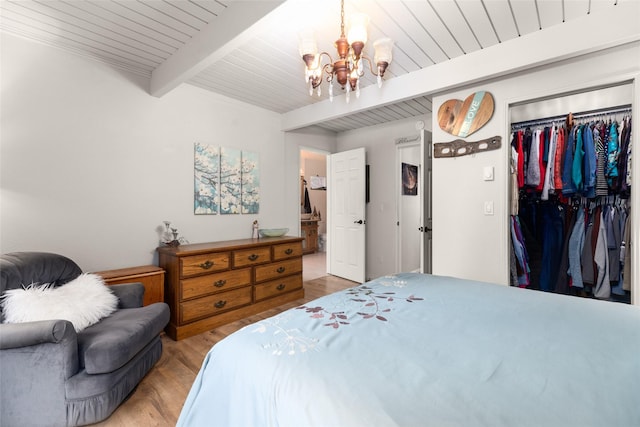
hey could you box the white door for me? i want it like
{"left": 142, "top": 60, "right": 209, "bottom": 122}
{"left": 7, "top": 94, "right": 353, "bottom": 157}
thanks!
{"left": 395, "top": 130, "right": 433, "bottom": 274}
{"left": 327, "top": 148, "right": 366, "bottom": 283}
{"left": 420, "top": 130, "right": 433, "bottom": 273}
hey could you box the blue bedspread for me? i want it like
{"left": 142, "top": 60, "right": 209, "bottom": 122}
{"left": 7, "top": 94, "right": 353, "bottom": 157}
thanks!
{"left": 177, "top": 273, "right": 640, "bottom": 427}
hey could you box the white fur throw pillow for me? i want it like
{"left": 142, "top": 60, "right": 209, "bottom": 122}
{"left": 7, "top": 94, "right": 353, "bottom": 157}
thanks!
{"left": 1, "top": 273, "right": 118, "bottom": 332}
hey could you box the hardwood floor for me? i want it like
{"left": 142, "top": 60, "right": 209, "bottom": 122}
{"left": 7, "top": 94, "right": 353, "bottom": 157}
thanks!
{"left": 92, "top": 274, "right": 356, "bottom": 427}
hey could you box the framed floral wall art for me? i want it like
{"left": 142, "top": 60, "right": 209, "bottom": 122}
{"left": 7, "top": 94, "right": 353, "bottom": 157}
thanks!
{"left": 241, "top": 150, "right": 260, "bottom": 214}
{"left": 194, "top": 143, "right": 220, "bottom": 214}
{"left": 220, "top": 147, "right": 242, "bottom": 214}
{"left": 193, "top": 143, "right": 260, "bottom": 215}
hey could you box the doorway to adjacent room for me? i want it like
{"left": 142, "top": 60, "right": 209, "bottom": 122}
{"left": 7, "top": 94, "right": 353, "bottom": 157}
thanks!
{"left": 299, "top": 148, "right": 329, "bottom": 280}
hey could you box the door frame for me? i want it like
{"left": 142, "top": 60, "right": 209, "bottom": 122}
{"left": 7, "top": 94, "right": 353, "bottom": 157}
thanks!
{"left": 394, "top": 130, "right": 433, "bottom": 274}
{"left": 395, "top": 135, "right": 422, "bottom": 273}
{"left": 421, "top": 129, "right": 433, "bottom": 274}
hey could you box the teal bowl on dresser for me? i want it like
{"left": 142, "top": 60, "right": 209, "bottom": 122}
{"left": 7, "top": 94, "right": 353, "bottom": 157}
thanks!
{"left": 258, "top": 228, "right": 289, "bottom": 237}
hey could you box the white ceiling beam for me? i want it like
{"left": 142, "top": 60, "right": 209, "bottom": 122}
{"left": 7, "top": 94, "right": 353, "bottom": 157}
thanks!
{"left": 150, "top": 1, "right": 286, "bottom": 97}
{"left": 281, "top": 0, "right": 640, "bottom": 131}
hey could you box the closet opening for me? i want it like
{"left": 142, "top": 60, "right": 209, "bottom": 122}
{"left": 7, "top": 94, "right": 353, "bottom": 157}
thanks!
{"left": 508, "top": 82, "right": 634, "bottom": 304}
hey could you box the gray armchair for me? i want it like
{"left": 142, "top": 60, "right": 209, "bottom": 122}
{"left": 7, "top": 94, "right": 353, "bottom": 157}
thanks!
{"left": 0, "top": 252, "right": 170, "bottom": 426}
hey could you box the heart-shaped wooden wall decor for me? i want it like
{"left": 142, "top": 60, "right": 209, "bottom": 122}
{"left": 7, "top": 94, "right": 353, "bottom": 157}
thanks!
{"left": 437, "top": 91, "right": 494, "bottom": 138}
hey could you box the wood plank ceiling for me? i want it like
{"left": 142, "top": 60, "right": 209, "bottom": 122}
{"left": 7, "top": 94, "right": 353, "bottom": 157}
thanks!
{"left": 0, "top": 0, "right": 621, "bottom": 133}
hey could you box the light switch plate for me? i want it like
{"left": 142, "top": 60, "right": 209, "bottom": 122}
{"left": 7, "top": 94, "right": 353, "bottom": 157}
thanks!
{"left": 484, "top": 201, "right": 494, "bottom": 215}
{"left": 483, "top": 166, "right": 494, "bottom": 181}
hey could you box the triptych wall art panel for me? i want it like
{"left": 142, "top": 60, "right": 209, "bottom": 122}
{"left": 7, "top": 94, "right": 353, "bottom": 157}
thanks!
{"left": 194, "top": 143, "right": 260, "bottom": 215}
{"left": 240, "top": 150, "right": 260, "bottom": 214}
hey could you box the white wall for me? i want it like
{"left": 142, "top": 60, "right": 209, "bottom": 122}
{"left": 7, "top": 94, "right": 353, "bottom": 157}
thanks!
{"left": 0, "top": 34, "right": 323, "bottom": 272}
{"left": 337, "top": 116, "right": 430, "bottom": 280}
{"left": 431, "top": 42, "right": 640, "bottom": 291}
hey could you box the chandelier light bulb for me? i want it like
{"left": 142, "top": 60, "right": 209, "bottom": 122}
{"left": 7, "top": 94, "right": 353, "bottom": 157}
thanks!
{"left": 373, "top": 38, "right": 393, "bottom": 63}
{"left": 298, "top": 31, "right": 318, "bottom": 57}
{"left": 347, "top": 13, "right": 369, "bottom": 45}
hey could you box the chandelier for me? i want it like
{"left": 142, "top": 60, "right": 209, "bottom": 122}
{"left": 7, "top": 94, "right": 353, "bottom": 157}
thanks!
{"left": 298, "top": 0, "right": 393, "bottom": 102}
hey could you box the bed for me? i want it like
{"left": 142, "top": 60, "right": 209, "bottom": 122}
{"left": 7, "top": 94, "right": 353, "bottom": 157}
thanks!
{"left": 177, "top": 273, "right": 640, "bottom": 427}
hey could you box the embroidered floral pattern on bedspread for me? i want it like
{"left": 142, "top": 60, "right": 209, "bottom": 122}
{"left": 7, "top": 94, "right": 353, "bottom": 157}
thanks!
{"left": 251, "top": 275, "right": 424, "bottom": 356}
{"left": 252, "top": 311, "right": 320, "bottom": 356}
{"left": 298, "top": 280, "right": 423, "bottom": 329}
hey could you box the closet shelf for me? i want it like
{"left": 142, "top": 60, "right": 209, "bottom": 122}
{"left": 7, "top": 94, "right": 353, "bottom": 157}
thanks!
{"left": 511, "top": 104, "right": 631, "bottom": 130}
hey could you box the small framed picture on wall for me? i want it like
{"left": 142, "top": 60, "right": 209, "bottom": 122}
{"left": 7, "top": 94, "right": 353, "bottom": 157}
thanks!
{"left": 402, "top": 162, "right": 418, "bottom": 196}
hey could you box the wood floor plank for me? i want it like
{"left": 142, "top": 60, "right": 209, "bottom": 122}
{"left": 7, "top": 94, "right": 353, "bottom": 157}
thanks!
{"left": 92, "top": 275, "right": 356, "bottom": 427}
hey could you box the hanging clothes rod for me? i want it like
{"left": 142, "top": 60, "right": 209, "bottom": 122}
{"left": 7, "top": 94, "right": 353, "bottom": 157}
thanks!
{"left": 510, "top": 104, "right": 632, "bottom": 130}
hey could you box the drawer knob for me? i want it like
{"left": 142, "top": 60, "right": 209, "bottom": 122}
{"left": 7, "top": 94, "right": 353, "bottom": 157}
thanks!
{"left": 277, "top": 266, "right": 286, "bottom": 274}
{"left": 199, "top": 260, "right": 214, "bottom": 270}
{"left": 284, "top": 248, "right": 293, "bottom": 255}
{"left": 214, "top": 300, "right": 227, "bottom": 309}
{"left": 213, "top": 279, "right": 226, "bottom": 288}
{"left": 276, "top": 284, "right": 286, "bottom": 291}
{"left": 248, "top": 254, "right": 259, "bottom": 261}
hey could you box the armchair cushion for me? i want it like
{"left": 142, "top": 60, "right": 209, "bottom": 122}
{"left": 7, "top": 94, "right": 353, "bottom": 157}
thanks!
{"left": 1, "top": 273, "right": 118, "bottom": 332}
{"left": 77, "top": 302, "right": 170, "bottom": 374}
{"left": 109, "top": 282, "right": 145, "bottom": 308}
{"left": 0, "top": 252, "right": 82, "bottom": 292}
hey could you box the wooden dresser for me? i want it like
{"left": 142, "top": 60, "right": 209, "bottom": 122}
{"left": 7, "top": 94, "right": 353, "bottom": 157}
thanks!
{"left": 157, "top": 236, "right": 304, "bottom": 340}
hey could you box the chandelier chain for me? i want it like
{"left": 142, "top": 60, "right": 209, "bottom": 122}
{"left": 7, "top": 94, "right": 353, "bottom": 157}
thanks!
{"left": 340, "top": 0, "right": 345, "bottom": 37}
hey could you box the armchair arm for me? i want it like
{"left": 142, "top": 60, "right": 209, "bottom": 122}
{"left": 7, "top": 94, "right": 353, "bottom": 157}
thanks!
{"left": 0, "top": 319, "right": 79, "bottom": 426}
{"left": 109, "top": 282, "right": 145, "bottom": 308}
{"left": 0, "top": 319, "right": 74, "bottom": 349}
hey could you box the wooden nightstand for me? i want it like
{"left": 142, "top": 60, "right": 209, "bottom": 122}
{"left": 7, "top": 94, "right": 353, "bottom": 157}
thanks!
{"left": 94, "top": 265, "right": 165, "bottom": 306}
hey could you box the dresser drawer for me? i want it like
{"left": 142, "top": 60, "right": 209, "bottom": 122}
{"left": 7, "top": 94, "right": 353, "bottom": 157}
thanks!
{"left": 233, "top": 246, "right": 271, "bottom": 268}
{"left": 272, "top": 241, "right": 303, "bottom": 260}
{"left": 254, "top": 258, "right": 302, "bottom": 283}
{"left": 180, "top": 252, "right": 230, "bottom": 277}
{"left": 180, "top": 287, "right": 252, "bottom": 323}
{"left": 181, "top": 268, "right": 251, "bottom": 300}
{"left": 254, "top": 273, "right": 303, "bottom": 302}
